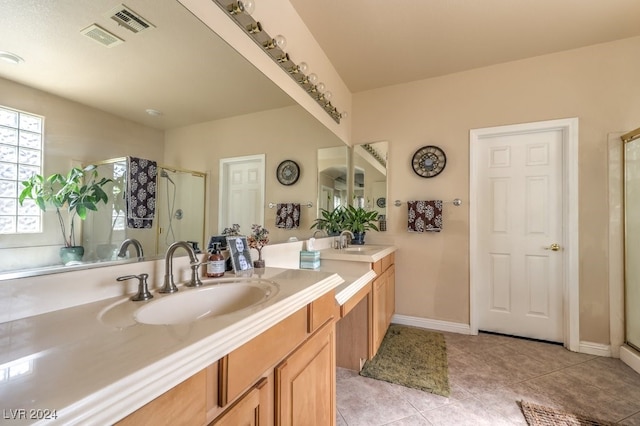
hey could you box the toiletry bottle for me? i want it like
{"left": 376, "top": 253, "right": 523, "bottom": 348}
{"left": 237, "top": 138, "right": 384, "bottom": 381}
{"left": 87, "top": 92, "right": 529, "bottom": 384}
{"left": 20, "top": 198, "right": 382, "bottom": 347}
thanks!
{"left": 207, "top": 243, "right": 225, "bottom": 278}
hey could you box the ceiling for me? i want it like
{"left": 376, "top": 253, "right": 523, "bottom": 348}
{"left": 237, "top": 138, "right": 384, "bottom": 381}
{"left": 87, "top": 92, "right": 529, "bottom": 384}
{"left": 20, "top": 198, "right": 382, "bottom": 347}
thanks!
{"left": 2, "top": 0, "right": 640, "bottom": 131}
{"left": 289, "top": 0, "right": 640, "bottom": 93}
{"left": 0, "top": 0, "right": 295, "bottom": 130}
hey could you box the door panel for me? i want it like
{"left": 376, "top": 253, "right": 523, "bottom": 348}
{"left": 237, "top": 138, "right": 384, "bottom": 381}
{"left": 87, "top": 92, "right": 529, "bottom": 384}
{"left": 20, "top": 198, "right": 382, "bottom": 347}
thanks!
{"left": 476, "top": 129, "right": 564, "bottom": 342}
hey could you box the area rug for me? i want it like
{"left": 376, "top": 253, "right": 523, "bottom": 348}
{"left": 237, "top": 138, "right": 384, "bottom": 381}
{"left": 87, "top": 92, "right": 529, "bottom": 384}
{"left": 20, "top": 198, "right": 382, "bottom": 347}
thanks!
{"left": 359, "top": 324, "right": 450, "bottom": 397}
{"left": 519, "top": 401, "right": 616, "bottom": 426}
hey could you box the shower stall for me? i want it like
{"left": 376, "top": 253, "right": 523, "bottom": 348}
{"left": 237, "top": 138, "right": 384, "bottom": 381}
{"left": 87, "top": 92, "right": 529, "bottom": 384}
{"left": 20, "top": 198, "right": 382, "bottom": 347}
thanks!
{"left": 624, "top": 127, "right": 640, "bottom": 353}
{"left": 81, "top": 158, "right": 206, "bottom": 260}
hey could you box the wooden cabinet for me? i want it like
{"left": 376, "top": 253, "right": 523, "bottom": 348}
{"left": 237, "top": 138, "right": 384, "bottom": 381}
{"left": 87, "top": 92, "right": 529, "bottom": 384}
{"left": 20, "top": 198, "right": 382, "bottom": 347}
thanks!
{"left": 337, "top": 253, "right": 396, "bottom": 366}
{"left": 372, "top": 269, "right": 388, "bottom": 355}
{"left": 211, "top": 377, "right": 269, "bottom": 426}
{"left": 116, "top": 370, "right": 207, "bottom": 426}
{"left": 275, "top": 320, "right": 336, "bottom": 426}
{"left": 118, "top": 290, "right": 337, "bottom": 426}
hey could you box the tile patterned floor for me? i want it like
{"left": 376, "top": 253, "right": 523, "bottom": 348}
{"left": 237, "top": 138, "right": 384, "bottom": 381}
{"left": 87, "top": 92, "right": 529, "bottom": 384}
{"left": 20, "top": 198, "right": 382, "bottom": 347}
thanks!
{"left": 336, "top": 331, "right": 640, "bottom": 425}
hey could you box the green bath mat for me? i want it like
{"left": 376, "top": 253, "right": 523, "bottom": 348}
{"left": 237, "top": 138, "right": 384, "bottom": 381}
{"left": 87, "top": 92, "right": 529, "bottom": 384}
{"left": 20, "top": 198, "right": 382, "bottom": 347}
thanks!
{"left": 360, "top": 324, "right": 450, "bottom": 397}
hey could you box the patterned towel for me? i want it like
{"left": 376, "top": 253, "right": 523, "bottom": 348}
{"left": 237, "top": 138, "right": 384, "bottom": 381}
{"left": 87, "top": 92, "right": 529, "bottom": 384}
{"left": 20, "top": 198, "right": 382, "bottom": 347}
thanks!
{"left": 126, "top": 157, "right": 158, "bottom": 229}
{"left": 407, "top": 200, "right": 443, "bottom": 232}
{"left": 276, "top": 203, "right": 301, "bottom": 229}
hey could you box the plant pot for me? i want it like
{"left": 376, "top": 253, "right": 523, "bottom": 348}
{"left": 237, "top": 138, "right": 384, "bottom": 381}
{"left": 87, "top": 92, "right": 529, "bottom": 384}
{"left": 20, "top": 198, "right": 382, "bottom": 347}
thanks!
{"left": 253, "top": 259, "right": 265, "bottom": 269}
{"left": 60, "top": 246, "right": 84, "bottom": 265}
{"left": 352, "top": 232, "right": 366, "bottom": 245}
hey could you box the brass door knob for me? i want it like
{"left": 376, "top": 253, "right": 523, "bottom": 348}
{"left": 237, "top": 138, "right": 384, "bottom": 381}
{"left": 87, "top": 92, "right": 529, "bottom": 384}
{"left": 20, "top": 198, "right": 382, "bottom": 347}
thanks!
{"left": 545, "top": 243, "right": 561, "bottom": 251}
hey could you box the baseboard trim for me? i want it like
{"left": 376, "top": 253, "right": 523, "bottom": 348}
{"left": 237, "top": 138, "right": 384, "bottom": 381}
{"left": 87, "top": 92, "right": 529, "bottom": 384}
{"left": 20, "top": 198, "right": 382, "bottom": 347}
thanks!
{"left": 392, "top": 314, "right": 472, "bottom": 335}
{"left": 620, "top": 345, "right": 640, "bottom": 375}
{"left": 579, "top": 341, "right": 612, "bottom": 357}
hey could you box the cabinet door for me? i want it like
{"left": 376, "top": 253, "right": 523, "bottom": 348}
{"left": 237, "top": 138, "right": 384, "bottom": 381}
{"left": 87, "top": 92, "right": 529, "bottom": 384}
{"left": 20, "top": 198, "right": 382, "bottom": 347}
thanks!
{"left": 385, "top": 264, "right": 395, "bottom": 328}
{"left": 212, "top": 377, "right": 269, "bottom": 426}
{"left": 372, "top": 271, "right": 388, "bottom": 355}
{"left": 275, "top": 321, "right": 335, "bottom": 426}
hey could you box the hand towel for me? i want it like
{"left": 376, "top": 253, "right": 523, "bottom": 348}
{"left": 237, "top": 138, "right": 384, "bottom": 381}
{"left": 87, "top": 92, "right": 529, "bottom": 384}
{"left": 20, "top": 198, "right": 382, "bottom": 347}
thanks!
{"left": 407, "top": 200, "right": 443, "bottom": 232}
{"left": 126, "top": 156, "right": 158, "bottom": 229}
{"left": 276, "top": 203, "right": 301, "bottom": 229}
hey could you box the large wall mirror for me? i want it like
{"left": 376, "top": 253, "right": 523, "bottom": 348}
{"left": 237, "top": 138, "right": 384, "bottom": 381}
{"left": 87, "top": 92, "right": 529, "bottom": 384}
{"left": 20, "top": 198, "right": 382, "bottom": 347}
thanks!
{"left": 0, "top": 0, "right": 347, "bottom": 278}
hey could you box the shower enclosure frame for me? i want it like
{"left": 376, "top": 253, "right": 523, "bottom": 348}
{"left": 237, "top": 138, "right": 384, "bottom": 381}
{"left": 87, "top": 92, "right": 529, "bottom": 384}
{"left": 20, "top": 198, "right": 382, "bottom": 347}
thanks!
{"left": 622, "top": 127, "right": 640, "bottom": 355}
{"left": 85, "top": 157, "right": 207, "bottom": 259}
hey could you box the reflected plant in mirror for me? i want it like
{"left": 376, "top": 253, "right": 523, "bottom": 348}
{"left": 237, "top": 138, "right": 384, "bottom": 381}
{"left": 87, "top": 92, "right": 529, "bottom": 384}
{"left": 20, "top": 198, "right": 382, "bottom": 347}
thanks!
{"left": 19, "top": 165, "right": 111, "bottom": 264}
{"left": 310, "top": 205, "right": 346, "bottom": 236}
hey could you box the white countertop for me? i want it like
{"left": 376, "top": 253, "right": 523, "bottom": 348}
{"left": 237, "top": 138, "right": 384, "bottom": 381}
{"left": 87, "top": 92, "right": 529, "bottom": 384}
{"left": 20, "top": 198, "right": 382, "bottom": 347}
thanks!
{"left": 0, "top": 267, "right": 343, "bottom": 425}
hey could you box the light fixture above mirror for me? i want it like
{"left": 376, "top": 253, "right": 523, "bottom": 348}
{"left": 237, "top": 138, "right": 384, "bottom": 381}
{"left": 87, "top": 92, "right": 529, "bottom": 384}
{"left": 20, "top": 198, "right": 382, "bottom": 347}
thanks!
{"left": 212, "top": 0, "right": 347, "bottom": 123}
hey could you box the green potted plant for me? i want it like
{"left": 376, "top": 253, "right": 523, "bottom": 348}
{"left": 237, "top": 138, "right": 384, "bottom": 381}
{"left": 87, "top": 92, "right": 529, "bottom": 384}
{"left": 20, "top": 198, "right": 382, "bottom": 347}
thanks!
{"left": 343, "top": 204, "right": 380, "bottom": 245}
{"left": 310, "top": 205, "right": 346, "bottom": 236}
{"left": 19, "top": 165, "right": 111, "bottom": 264}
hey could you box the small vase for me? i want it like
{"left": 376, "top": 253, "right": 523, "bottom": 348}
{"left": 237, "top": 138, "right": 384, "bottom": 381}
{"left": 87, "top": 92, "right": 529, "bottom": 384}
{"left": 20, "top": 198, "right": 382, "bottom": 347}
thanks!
{"left": 60, "top": 246, "right": 84, "bottom": 265}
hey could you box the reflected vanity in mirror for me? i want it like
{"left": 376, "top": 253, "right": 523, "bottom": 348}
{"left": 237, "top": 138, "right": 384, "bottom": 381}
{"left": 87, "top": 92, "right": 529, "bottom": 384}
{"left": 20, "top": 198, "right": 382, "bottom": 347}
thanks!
{"left": 353, "top": 142, "right": 388, "bottom": 231}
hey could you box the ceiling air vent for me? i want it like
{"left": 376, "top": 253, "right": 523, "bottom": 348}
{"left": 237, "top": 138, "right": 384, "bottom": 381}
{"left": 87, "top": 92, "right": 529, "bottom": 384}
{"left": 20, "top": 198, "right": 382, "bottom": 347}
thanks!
{"left": 109, "top": 5, "right": 155, "bottom": 33}
{"left": 80, "top": 24, "right": 124, "bottom": 48}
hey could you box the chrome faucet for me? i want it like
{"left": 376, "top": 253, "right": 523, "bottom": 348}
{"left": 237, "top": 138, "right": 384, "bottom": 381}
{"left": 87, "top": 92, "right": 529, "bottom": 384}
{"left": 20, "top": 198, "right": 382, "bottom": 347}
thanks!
{"left": 338, "top": 230, "right": 354, "bottom": 249}
{"left": 117, "top": 238, "right": 144, "bottom": 259}
{"left": 159, "top": 241, "right": 202, "bottom": 293}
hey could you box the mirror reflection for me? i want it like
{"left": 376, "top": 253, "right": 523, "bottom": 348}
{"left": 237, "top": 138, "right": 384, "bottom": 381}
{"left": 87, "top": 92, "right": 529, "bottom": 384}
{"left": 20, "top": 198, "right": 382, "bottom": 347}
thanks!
{"left": 0, "top": 0, "right": 347, "bottom": 278}
{"left": 353, "top": 142, "right": 388, "bottom": 231}
{"left": 317, "top": 146, "right": 349, "bottom": 213}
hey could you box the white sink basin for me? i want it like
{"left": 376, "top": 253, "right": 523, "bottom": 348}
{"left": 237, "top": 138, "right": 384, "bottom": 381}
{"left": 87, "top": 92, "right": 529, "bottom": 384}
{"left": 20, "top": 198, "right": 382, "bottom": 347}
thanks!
{"left": 343, "top": 247, "right": 370, "bottom": 252}
{"left": 134, "top": 279, "right": 279, "bottom": 325}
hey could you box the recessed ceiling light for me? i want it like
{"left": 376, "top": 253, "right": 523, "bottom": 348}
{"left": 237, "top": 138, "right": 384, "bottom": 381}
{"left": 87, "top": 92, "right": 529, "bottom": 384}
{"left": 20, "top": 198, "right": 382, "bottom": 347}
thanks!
{"left": 0, "top": 51, "right": 24, "bottom": 65}
{"left": 145, "top": 109, "right": 163, "bottom": 116}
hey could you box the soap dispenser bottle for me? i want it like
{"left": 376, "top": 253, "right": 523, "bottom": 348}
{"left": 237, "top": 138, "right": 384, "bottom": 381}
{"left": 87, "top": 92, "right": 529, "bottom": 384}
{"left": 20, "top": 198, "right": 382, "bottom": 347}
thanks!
{"left": 207, "top": 243, "right": 225, "bottom": 278}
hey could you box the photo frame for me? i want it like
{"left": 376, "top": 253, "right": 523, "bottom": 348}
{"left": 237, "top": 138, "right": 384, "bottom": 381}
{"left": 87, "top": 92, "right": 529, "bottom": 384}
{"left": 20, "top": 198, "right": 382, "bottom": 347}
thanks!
{"left": 226, "top": 236, "right": 253, "bottom": 273}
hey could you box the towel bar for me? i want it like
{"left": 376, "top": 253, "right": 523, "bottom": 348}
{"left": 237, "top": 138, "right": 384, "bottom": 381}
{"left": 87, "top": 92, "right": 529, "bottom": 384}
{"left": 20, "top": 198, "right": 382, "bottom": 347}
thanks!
{"left": 394, "top": 198, "right": 462, "bottom": 207}
{"left": 268, "top": 202, "right": 313, "bottom": 209}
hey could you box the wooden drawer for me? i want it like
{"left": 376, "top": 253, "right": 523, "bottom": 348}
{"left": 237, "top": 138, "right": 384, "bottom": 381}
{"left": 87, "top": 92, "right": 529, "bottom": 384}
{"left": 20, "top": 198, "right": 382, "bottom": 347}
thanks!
{"left": 381, "top": 252, "right": 394, "bottom": 272}
{"left": 340, "top": 282, "right": 371, "bottom": 318}
{"left": 307, "top": 290, "right": 337, "bottom": 333}
{"left": 116, "top": 370, "right": 206, "bottom": 426}
{"left": 220, "top": 307, "right": 307, "bottom": 407}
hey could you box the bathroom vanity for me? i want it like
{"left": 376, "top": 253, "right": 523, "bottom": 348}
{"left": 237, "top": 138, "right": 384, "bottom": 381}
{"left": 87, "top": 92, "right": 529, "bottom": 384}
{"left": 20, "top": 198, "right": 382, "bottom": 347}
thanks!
{"left": 0, "top": 242, "right": 396, "bottom": 425}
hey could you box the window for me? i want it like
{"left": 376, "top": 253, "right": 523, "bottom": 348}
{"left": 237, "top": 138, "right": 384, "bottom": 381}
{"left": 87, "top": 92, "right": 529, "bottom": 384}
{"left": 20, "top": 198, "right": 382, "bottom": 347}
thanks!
{"left": 0, "top": 106, "right": 43, "bottom": 234}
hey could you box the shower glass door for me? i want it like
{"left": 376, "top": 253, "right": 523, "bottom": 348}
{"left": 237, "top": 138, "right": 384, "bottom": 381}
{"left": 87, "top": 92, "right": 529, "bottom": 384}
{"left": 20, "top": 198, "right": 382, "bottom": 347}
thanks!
{"left": 625, "top": 138, "right": 640, "bottom": 351}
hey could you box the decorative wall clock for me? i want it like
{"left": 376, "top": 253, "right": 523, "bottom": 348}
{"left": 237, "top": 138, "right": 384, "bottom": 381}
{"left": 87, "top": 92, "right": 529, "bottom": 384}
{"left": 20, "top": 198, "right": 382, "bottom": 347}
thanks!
{"left": 411, "top": 145, "right": 447, "bottom": 178}
{"left": 276, "top": 159, "right": 300, "bottom": 185}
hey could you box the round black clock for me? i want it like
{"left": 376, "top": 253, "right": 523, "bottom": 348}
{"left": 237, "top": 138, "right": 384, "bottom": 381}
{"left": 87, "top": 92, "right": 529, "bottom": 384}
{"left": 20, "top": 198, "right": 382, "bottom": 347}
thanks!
{"left": 276, "top": 160, "right": 300, "bottom": 185}
{"left": 411, "top": 145, "right": 447, "bottom": 178}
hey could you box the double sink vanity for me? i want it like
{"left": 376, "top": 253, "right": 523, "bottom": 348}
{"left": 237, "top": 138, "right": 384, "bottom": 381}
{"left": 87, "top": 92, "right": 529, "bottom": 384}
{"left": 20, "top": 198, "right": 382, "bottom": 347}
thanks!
{"left": 0, "top": 240, "right": 396, "bottom": 425}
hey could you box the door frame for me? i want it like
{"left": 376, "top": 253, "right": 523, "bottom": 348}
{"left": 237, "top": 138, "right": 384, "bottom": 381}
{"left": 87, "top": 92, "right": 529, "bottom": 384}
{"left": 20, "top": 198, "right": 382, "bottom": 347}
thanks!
{"left": 218, "top": 154, "right": 266, "bottom": 232}
{"left": 469, "top": 118, "right": 579, "bottom": 351}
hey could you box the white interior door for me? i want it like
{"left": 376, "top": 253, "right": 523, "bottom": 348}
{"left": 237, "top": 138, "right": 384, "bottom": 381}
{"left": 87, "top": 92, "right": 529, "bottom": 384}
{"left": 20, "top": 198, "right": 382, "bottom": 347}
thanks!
{"left": 474, "top": 128, "right": 565, "bottom": 342}
{"left": 219, "top": 155, "right": 265, "bottom": 234}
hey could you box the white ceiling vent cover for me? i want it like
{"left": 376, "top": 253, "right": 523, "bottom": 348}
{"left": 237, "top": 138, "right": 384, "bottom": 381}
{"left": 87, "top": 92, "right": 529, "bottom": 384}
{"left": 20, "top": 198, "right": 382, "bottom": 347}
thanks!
{"left": 81, "top": 24, "right": 124, "bottom": 48}
{"left": 109, "top": 5, "right": 155, "bottom": 33}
